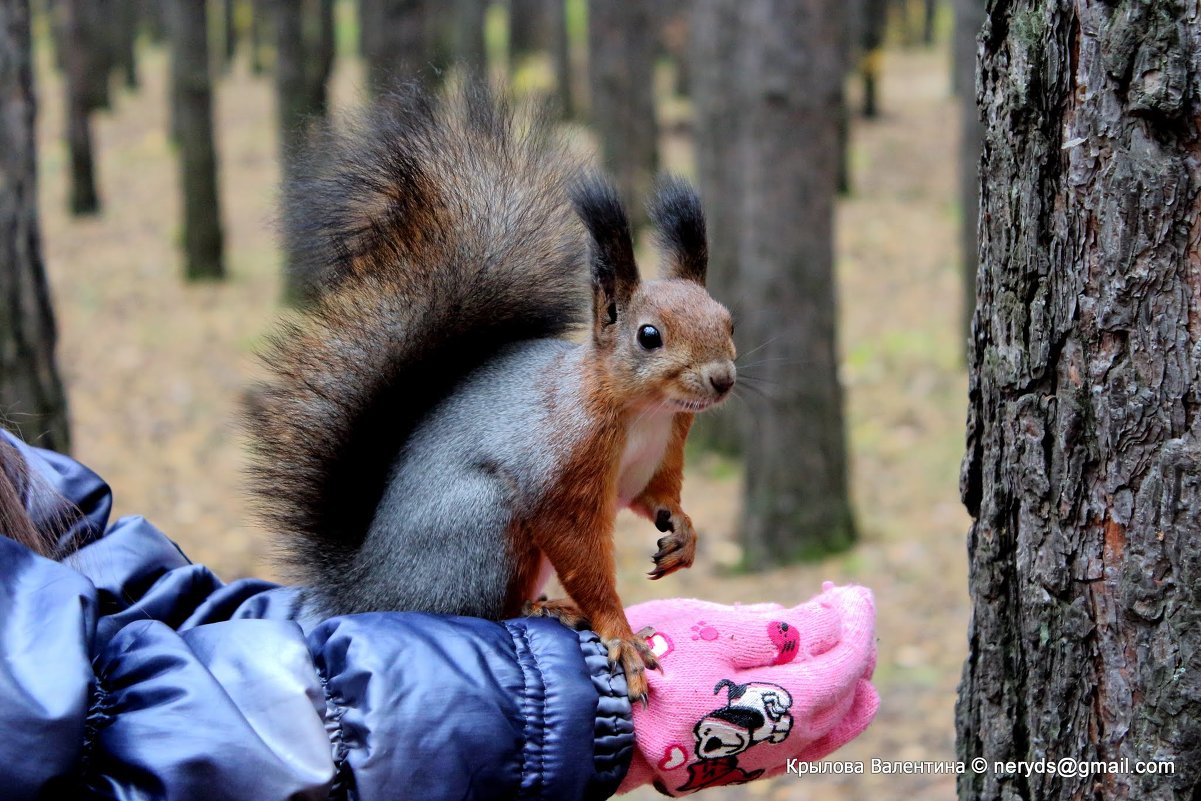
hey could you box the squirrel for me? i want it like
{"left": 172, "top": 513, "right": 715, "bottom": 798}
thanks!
{"left": 246, "top": 85, "right": 736, "bottom": 700}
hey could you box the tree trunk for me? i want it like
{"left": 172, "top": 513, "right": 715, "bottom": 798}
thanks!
{"left": 0, "top": 0, "right": 72, "bottom": 452}
{"left": 248, "top": 0, "right": 266, "bottom": 74}
{"left": 957, "top": 3, "right": 1201, "bottom": 800}
{"left": 273, "top": 1, "right": 307, "bottom": 150}
{"left": 142, "top": 0, "right": 166, "bottom": 43}
{"left": 56, "top": 0, "right": 100, "bottom": 215}
{"left": 360, "top": 0, "right": 429, "bottom": 93}
{"left": 952, "top": 0, "right": 983, "bottom": 355}
{"left": 508, "top": 0, "right": 548, "bottom": 64}
{"left": 454, "top": 0, "right": 488, "bottom": 81}
{"left": 861, "top": 0, "right": 886, "bottom": 117}
{"left": 116, "top": 0, "right": 139, "bottom": 90}
{"left": 688, "top": 0, "right": 742, "bottom": 456}
{"left": 274, "top": 0, "right": 313, "bottom": 301}
{"left": 922, "top": 0, "right": 936, "bottom": 45}
{"left": 423, "top": 0, "right": 454, "bottom": 83}
{"left": 835, "top": 3, "right": 854, "bottom": 195}
{"left": 79, "top": 0, "right": 112, "bottom": 111}
{"left": 738, "top": 0, "right": 854, "bottom": 564}
{"left": 546, "top": 0, "right": 572, "bottom": 116}
{"left": 274, "top": 0, "right": 335, "bottom": 301}
{"left": 658, "top": 1, "right": 690, "bottom": 98}
{"left": 587, "top": 0, "right": 657, "bottom": 229}
{"left": 304, "top": 0, "right": 335, "bottom": 118}
{"left": 169, "top": 0, "right": 224, "bottom": 280}
{"left": 222, "top": 0, "right": 237, "bottom": 70}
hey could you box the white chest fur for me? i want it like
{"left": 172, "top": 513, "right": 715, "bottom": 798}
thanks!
{"left": 616, "top": 409, "right": 676, "bottom": 506}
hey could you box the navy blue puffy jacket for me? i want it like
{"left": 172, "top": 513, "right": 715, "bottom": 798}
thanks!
{"left": 0, "top": 431, "right": 634, "bottom": 800}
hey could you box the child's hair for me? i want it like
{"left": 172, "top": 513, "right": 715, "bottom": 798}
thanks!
{"left": 0, "top": 437, "right": 54, "bottom": 557}
{"left": 0, "top": 436, "right": 85, "bottom": 560}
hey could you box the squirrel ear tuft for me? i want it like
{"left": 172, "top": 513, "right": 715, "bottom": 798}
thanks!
{"left": 648, "top": 176, "right": 707, "bottom": 286}
{"left": 573, "top": 175, "right": 640, "bottom": 327}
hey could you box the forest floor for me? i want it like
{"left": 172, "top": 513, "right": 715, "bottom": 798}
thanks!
{"left": 33, "top": 30, "right": 971, "bottom": 801}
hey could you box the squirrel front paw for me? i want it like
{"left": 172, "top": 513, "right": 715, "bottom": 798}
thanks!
{"left": 648, "top": 509, "right": 697, "bottom": 580}
{"left": 603, "top": 626, "right": 660, "bottom": 704}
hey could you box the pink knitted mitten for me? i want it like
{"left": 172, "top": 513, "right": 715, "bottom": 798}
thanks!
{"left": 617, "top": 583, "right": 879, "bottom": 796}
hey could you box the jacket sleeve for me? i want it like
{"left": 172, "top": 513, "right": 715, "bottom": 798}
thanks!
{"left": 0, "top": 432, "right": 634, "bottom": 801}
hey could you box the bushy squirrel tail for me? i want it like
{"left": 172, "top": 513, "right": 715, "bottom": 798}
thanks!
{"left": 246, "top": 85, "right": 587, "bottom": 600}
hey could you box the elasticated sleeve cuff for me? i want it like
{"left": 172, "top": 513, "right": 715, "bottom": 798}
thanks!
{"left": 306, "top": 613, "right": 634, "bottom": 801}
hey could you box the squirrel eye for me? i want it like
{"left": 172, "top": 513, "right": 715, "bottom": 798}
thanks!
{"left": 637, "top": 324, "right": 663, "bottom": 350}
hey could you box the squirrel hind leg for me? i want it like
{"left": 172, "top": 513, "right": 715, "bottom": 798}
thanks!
{"left": 523, "top": 597, "right": 592, "bottom": 630}
{"left": 358, "top": 466, "right": 520, "bottom": 619}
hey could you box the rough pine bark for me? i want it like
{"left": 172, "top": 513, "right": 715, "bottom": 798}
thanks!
{"left": 957, "top": 3, "right": 1201, "bottom": 800}
{"left": 169, "top": 0, "right": 224, "bottom": 280}
{"left": 738, "top": 0, "right": 855, "bottom": 564}
{"left": 688, "top": 0, "right": 742, "bottom": 455}
{"left": 0, "top": 0, "right": 72, "bottom": 452}
{"left": 953, "top": 0, "right": 984, "bottom": 350}
{"left": 587, "top": 0, "right": 657, "bottom": 229}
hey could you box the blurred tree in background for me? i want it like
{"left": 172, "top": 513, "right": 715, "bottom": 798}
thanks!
{"left": 248, "top": 0, "right": 267, "bottom": 74}
{"left": 0, "top": 0, "right": 71, "bottom": 451}
{"left": 115, "top": 0, "right": 139, "bottom": 89}
{"left": 169, "top": 0, "right": 224, "bottom": 280}
{"left": 735, "top": 0, "right": 856, "bottom": 565}
{"left": 54, "top": 0, "right": 100, "bottom": 215}
{"left": 688, "top": 0, "right": 742, "bottom": 457}
{"left": 275, "top": 0, "right": 336, "bottom": 301}
{"left": 305, "top": 0, "right": 335, "bottom": 116}
{"left": 958, "top": 2, "right": 1201, "bottom": 798}
{"left": 587, "top": 0, "right": 657, "bottom": 228}
{"left": 359, "top": 0, "right": 428, "bottom": 93}
{"left": 221, "top": 0, "right": 237, "bottom": 70}
{"left": 508, "top": 0, "right": 549, "bottom": 66}
{"left": 953, "top": 0, "right": 984, "bottom": 352}
{"left": 860, "top": 0, "right": 887, "bottom": 118}
{"left": 453, "top": 0, "right": 488, "bottom": 81}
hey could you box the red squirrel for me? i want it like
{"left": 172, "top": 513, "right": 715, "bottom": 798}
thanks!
{"left": 246, "top": 86, "right": 736, "bottom": 700}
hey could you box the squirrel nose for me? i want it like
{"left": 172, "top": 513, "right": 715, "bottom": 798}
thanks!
{"left": 709, "top": 368, "right": 736, "bottom": 395}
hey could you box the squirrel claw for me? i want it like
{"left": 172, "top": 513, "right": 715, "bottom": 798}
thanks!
{"left": 654, "top": 535, "right": 683, "bottom": 556}
{"left": 603, "top": 633, "right": 659, "bottom": 701}
{"left": 648, "top": 530, "right": 696, "bottom": 580}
